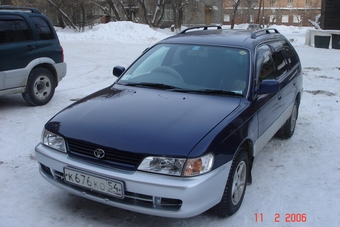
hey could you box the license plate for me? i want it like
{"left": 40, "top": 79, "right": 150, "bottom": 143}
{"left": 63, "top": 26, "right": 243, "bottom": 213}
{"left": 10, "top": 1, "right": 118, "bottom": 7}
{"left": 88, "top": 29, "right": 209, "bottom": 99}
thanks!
{"left": 64, "top": 168, "right": 124, "bottom": 199}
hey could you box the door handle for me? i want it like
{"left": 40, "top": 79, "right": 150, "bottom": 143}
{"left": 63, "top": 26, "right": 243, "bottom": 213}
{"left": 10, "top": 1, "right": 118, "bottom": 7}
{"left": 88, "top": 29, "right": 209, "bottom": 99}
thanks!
{"left": 26, "top": 45, "right": 36, "bottom": 51}
{"left": 278, "top": 96, "right": 282, "bottom": 100}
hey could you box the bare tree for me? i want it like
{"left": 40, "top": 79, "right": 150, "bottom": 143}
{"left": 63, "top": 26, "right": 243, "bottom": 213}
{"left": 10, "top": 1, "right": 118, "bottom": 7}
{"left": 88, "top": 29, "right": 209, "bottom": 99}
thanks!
{"left": 137, "top": 0, "right": 168, "bottom": 28}
{"left": 104, "top": 0, "right": 122, "bottom": 21}
{"left": 244, "top": 0, "right": 258, "bottom": 23}
{"left": 230, "top": 0, "right": 242, "bottom": 29}
{"left": 171, "top": 0, "right": 190, "bottom": 33}
{"left": 105, "top": 0, "right": 138, "bottom": 21}
{"left": 91, "top": 1, "right": 115, "bottom": 21}
{"left": 151, "top": 0, "right": 167, "bottom": 27}
{"left": 46, "top": 0, "right": 77, "bottom": 30}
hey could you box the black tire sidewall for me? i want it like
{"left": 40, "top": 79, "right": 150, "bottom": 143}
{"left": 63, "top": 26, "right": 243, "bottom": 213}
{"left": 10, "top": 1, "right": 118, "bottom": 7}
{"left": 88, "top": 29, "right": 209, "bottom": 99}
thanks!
{"left": 225, "top": 150, "right": 249, "bottom": 215}
{"left": 288, "top": 100, "right": 299, "bottom": 135}
{"left": 22, "top": 68, "right": 55, "bottom": 106}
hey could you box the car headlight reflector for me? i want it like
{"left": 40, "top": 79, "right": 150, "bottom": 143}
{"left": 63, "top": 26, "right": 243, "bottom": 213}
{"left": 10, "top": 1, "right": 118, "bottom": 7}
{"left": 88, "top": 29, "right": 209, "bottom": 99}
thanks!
{"left": 138, "top": 157, "right": 186, "bottom": 176}
{"left": 42, "top": 129, "right": 66, "bottom": 153}
{"left": 183, "top": 153, "right": 214, "bottom": 176}
{"left": 138, "top": 153, "right": 214, "bottom": 177}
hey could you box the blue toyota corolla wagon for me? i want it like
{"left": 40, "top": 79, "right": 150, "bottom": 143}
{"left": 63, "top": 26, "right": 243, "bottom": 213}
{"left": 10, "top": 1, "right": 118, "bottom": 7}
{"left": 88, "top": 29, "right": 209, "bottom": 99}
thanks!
{"left": 35, "top": 26, "right": 302, "bottom": 218}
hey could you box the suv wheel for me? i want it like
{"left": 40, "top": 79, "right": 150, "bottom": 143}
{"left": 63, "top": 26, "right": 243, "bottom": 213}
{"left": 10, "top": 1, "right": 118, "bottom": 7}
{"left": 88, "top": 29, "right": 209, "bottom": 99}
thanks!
{"left": 212, "top": 148, "right": 248, "bottom": 217}
{"left": 22, "top": 68, "right": 56, "bottom": 106}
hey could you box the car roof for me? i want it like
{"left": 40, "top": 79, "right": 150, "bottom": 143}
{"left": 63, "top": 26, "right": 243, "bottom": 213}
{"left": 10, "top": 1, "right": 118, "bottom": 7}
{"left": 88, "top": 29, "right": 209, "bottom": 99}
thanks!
{"left": 160, "top": 26, "right": 285, "bottom": 51}
{"left": 0, "top": 6, "right": 41, "bottom": 14}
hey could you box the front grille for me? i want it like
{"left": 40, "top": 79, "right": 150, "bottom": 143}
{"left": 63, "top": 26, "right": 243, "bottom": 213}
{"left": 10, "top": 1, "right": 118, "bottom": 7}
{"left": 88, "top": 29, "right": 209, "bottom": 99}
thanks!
{"left": 67, "top": 139, "right": 144, "bottom": 171}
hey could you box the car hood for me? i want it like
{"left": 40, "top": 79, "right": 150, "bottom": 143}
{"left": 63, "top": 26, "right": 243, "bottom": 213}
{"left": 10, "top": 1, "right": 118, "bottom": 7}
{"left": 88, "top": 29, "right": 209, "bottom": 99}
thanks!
{"left": 46, "top": 85, "right": 240, "bottom": 157}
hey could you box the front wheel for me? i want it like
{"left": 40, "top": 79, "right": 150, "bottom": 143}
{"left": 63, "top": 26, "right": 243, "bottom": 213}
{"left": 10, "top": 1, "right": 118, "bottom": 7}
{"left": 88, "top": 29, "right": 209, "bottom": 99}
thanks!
{"left": 212, "top": 149, "right": 249, "bottom": 217}
{"left": 278, "top": 100, "right": 299, "bottom": 139}
{"left": 22, "top": 68, "right": 56, "bottom": 106}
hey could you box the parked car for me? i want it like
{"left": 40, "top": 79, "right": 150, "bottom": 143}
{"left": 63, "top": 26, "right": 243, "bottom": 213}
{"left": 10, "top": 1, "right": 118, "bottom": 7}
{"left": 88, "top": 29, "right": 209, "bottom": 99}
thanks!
{"left": 247, "top": 24, "right": 263, "bottom": 31}
{"left": 0, "top": 7, "right": 66, "bottom": 106}
{"left": 35, "top": 26, "right": 302, "bottom": 218}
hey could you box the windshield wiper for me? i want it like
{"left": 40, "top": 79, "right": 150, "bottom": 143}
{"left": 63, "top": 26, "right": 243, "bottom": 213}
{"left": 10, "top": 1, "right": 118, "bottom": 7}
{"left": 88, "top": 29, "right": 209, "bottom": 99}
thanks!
{"left": 195, "top": 89, "right": 244, "bottom": 96}
{"left": 119, "top": 82, "right": 178, "bottom": 90}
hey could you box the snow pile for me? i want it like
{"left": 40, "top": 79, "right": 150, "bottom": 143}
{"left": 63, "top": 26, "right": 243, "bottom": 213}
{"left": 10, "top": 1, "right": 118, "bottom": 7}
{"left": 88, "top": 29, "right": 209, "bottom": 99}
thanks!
{"left": 55, "top": 21, "right": 171, "bottom": 43}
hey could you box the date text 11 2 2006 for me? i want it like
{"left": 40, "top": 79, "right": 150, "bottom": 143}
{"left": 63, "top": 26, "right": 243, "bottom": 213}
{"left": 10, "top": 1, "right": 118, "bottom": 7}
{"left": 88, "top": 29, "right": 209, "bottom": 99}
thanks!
{"left": 255, "top": 213, "right": 307, "bottom": 223}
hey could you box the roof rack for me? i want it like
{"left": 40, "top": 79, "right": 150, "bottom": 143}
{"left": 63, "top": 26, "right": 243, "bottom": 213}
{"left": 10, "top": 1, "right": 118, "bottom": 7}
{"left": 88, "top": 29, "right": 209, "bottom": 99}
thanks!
{"left": 251, "top": 28, "right": 280, "bottom": 39}
{"left": 0, "top": 6, "right": 41, "bottom": 14}
{"left": 179, "top": 25, "right": 222, "bottom": 34}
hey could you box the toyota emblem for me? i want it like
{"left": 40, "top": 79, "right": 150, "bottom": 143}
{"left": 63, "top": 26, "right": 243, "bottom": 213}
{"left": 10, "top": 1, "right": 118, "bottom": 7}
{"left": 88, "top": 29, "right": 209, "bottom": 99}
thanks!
{"left": 94, "top": 148, "right": 105, "bottom": 159}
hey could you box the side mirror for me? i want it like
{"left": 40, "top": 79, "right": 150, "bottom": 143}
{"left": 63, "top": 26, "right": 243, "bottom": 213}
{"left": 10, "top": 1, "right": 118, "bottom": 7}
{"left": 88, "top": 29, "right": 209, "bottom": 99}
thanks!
{"left": 258, "top": 80, "right": 280, "bottom": 95}
{"left": 112, "top": 66, "right": 125, "bottom": 77}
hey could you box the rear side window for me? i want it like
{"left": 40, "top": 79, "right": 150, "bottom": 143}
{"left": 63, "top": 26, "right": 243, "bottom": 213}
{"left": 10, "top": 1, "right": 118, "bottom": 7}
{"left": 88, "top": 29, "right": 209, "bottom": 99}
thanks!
{"left": 0, "top": 19, "right": 32, "bottom": 43}
{"left": 283, "top": 42, "right": 299, "bottom": 68}
{"left": 30, "top": 16, "right": 54, "bottom": 40}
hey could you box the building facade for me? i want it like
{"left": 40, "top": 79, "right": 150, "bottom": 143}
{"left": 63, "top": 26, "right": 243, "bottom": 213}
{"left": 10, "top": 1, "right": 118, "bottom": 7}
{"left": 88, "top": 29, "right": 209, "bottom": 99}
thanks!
{"left": 223, "top": 0, "right": 321, "bottom": 27}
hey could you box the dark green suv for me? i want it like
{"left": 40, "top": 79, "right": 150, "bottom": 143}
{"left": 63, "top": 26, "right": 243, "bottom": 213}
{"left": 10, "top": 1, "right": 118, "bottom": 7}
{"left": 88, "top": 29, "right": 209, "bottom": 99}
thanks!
{"left": 0, "top": 7, "right": 66, "bottom": 106}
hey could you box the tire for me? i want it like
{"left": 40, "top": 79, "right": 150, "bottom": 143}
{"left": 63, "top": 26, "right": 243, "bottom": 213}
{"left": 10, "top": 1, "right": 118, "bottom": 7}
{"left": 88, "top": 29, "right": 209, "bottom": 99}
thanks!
{"left": 212, "top": 148, "right": 249, "bottom": 217}
{"left": 22, "top": 68, "right": 56, "bottom": 106}
{"left": 278, "top": 100, "right": 299, "bottom": 139}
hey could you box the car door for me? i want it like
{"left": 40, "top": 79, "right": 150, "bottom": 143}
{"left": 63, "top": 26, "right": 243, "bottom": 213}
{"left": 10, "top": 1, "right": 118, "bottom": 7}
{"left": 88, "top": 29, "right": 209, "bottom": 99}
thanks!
{"left": 278, "top": 41, "right": 302, "bottom": 112}
{"left": 0, "top": 15, "right": 38, "bottom": 90}
{"left": 253, "top": 44, "right": 284, "bottom": 154}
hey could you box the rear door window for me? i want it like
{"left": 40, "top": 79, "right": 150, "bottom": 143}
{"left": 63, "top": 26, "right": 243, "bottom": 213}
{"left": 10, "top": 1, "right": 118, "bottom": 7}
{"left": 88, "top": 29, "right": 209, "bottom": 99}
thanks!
{"left": 0, "top": 17, "right": 32, "bottom": 43}
{"left": 282, "top": 41, "right": 299, "bottom": 68}
{"left": 272, "top": 50, "right": 288, "bottom": 77}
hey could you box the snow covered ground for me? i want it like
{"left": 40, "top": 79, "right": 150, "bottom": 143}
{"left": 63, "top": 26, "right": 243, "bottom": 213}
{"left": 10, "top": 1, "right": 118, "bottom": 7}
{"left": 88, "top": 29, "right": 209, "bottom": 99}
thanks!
{"left": 0, "top": 22, "right": 339, "bottom": 227}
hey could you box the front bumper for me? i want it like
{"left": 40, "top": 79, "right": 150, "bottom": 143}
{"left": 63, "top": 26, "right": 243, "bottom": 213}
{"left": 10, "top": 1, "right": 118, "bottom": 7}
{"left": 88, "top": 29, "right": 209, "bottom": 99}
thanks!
{"left": 35, "top": 143, "right": 231, "bottom": 218}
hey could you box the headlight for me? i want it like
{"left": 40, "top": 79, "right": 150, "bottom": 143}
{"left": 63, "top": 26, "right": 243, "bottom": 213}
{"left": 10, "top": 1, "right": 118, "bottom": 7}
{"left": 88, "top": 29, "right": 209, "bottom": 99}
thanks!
{"left": 138, "top": 157, "right": 186, "bottom": 176}
{"left": 138, "top": 153, "right": 214, "bottom": 177}
{"left": 41, "top": 129, "right": 66, "bottom": 153}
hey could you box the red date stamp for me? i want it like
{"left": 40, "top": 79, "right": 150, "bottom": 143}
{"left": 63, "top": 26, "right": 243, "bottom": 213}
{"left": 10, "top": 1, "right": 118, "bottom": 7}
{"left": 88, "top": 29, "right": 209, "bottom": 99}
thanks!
{"left": 255, "top": 213, "right": 307, "bottom": 222}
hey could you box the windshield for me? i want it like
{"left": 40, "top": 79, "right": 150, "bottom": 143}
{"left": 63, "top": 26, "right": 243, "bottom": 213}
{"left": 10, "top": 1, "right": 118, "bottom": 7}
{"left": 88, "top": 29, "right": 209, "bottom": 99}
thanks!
{"left": 118, "top": 44, "right": 250, "bottom": 96}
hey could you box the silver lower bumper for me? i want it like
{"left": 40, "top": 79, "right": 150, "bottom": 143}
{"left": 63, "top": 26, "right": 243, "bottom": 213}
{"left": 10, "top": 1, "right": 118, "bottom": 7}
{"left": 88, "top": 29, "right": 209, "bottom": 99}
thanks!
{"left": 35, "top": 143, "right": 231, "bottom": 218}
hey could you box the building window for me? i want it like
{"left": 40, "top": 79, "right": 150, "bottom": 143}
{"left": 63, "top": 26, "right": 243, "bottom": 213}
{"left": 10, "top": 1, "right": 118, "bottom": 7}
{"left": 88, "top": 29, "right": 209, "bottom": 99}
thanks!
{"left": 224, "top": 14, "right": 230, "bottom": 22}
{"left": 270, "top": 0, "right": 276, "bottom": 7}
{"left": 270, "top": 15, "right": 276, "bottom": 23}
{"left": 287, "top": 0, "right": 293, "bottom": 7}
{"left": 282, "top": 15, "right": 289, "bottom": 23}
{"left": 305, "top": 0, "right": 311, "bottom": 6}
{"left": 293, "top": 15, "right": 301, "bottom": 23}
{"left": 250, "top": 15, "right": 254, "bottom": 23}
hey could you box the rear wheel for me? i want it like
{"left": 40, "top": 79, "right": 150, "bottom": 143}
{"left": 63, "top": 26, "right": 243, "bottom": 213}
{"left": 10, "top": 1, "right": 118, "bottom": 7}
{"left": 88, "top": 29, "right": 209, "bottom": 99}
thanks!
{"left": 212, "top": 148, "right": 249, "bottom": 217}
{"left": 22, "top": 68, "right": 56, "bottom": 106}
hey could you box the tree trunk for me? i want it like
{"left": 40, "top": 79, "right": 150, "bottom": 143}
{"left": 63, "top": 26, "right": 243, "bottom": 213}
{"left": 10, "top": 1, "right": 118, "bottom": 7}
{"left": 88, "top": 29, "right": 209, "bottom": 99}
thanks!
{"left": 92, "top": 1, "right": 115, "bottom": 21}
{"left": 114, "top": 0, "right": 130, "bottom": 21}
{"left": 58, "top": 13, "right": 66, "bottom": 28}
{"left": 231, "top": 0, "right": 242, "bottom": 29}
{"left": 172, "top": 0, "right": 188, "bottom": 33}
{"left": 106, "top": 0, "right": 122, "bottom": 21}
{"left": 80, "top": 1, "right": 86, "bottom": 32}
{"left": 137, "top": 0, "right": 151, "bottom": 26}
